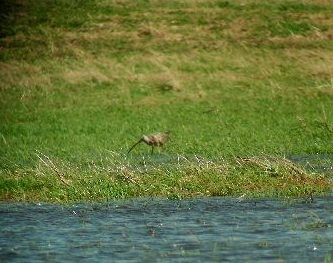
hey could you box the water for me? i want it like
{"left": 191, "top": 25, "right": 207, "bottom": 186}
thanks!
{"left": 1, "top": 197, "right": 333, "bottom": 263}
{"left": 129, "top": 153, "right": 333, "bottom": 176}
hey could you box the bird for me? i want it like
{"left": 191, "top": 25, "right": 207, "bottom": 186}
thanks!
{"left": 127, "top": 131, "right": 170, "bottom": 154}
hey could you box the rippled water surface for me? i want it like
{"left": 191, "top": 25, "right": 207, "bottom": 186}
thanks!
{"left": 1, "top": 197, "right": 333, "bottom": 262}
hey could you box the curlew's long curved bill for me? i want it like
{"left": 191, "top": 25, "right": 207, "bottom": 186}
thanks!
{"left": 127, "top": 139, "right": 142, "bottom": 154}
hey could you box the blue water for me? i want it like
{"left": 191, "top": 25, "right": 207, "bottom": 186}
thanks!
{"left": 1, "top": 197, "right": 333, "bottom": 262}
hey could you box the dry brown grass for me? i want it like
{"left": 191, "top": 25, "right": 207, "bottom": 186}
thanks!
{"left": 0, "top": 62, "right": 51, "bottom": 90}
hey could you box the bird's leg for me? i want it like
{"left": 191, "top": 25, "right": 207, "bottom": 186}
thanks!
{"left": 127, "top": 139, "right": 143, "bottom": 154}
{"left": 151, "top": 146, "right": 154, "bottom": 155}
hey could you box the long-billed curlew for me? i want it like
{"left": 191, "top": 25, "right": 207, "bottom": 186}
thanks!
{"left": 127, "top": 131, "right": 170, "bottom": 154}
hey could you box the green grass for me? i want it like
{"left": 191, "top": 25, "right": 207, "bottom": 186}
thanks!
{"left": 1, "top": 0, "right": 332, "bottom": 203}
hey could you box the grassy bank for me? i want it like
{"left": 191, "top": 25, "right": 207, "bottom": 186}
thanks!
{"left": 1, "top": 0, "right": 332, "bottom": 202}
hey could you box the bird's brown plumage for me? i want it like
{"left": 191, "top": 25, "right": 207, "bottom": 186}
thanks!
{"left": 127, "top": 131, "right": 170, "bottom": 154}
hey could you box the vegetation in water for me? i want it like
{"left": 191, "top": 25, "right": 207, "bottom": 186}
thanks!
{"left": 0, "top": 0, "right": 332, "bottom": 203}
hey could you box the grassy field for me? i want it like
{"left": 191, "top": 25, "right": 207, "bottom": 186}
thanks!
{"left": 1, "top": 0, "right": 333, "bottom": 203}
